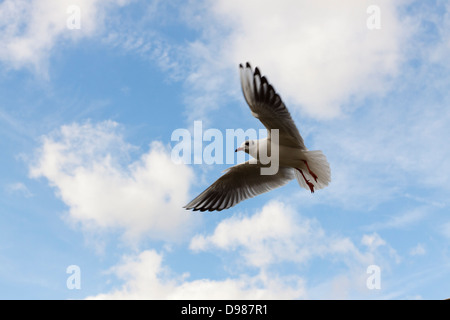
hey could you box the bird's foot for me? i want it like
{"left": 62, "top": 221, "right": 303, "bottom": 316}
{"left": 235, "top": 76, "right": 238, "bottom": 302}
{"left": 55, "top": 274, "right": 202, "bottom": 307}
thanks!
{"left": 306, "top": 180, "right": 315, "bottom": 193}
{"left": 297, "top": 168, "right": 315, "bottom": 193}
{"left": 303, "top": 160, "right": 318, "bottom": 182}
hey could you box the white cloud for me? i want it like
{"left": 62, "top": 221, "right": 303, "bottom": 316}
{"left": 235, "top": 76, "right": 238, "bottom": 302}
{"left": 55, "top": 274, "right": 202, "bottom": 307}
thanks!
{"left": 0, "top": 0, "right": 130, "bottom": 74}
{"left": 190, "top": 201, "right": 392, "bottom": 270}
{"left": 29, "top": 120, "right": 196, "bottom": 243}
{"left": 88, "top": 201, "right": 402, "bottom": 299}
{"left": 182, "top": 0, "right": 410, "bottom": 119}
{"left": 190, "top": 201, "right": 326, "bottom": 267}
{"left": 87, "top": 249, "right": 307, "bottom": 300}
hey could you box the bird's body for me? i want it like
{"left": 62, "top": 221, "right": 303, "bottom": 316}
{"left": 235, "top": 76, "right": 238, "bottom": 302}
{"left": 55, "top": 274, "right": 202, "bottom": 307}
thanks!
{"left": 184, "top": 62, "right": 331, "bottom": 212}
{"left": 277, "top": 142, "right": 307, "bottom": 168}
{"left": 244, "top": 137, "right": 306, "bottom": 168}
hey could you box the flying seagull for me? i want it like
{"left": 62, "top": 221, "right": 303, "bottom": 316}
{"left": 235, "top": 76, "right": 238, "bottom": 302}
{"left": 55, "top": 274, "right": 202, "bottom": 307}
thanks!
{"left": 184, "top": 62, "right": 331, "bottom": 212}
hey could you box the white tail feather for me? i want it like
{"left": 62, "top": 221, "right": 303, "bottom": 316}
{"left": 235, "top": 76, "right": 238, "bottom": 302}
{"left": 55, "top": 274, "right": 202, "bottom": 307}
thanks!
{"left": 294, "top": 150, "right": 331, "bottom": 191}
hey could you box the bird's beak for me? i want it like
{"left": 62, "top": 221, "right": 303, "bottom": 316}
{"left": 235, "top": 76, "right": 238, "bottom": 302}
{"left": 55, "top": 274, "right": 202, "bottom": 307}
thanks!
{"left": 235, "top": 147, "right": 244, "bottom": 152}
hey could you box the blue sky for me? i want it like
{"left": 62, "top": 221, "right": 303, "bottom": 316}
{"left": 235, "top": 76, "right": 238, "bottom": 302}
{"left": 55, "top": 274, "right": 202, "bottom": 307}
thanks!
{"left": 1, "top": 0, "right": 450, "bottom": 299}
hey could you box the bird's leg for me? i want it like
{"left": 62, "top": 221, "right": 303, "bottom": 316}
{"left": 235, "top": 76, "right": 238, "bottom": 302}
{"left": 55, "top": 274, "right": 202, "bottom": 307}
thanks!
{"left": 303, "top": 160, "right": 318, "bottom": 182}
{"left": 297, "top": 168, "right": 315, "bottom": 193}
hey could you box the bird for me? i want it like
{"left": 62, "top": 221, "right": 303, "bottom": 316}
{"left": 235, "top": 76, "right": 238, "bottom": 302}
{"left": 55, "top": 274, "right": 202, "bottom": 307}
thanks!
{"left": 184, "top": 62, "right": 331, "bottom": 212}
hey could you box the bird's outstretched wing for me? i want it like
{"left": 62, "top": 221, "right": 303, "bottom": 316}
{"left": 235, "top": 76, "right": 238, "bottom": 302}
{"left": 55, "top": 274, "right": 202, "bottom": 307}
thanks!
{"left": 239, "top": 62, "right": 306, "bottom": 149}
{"left": 184, "top": 162, "right": 294, "bottom": 212}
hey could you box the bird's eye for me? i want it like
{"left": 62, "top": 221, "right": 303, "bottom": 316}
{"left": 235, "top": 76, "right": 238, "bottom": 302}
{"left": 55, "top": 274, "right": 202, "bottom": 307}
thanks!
{"left": 245, "top": 141, "right": 249, "bottom": 146}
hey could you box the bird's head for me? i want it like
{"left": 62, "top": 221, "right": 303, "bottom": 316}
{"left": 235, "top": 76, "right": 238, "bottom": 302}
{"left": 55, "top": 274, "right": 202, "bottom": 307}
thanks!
{"left": 235, "top": 139, "right": 257, "bottom": 155}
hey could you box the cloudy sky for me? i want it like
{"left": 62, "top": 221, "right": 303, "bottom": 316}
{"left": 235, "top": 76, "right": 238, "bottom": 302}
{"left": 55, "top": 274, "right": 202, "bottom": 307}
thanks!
{"left": 1, "top": 0, "right": 450, "bottom": 299}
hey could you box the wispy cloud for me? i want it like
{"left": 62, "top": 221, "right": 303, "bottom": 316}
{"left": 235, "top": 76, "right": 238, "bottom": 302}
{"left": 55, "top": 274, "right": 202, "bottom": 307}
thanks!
{"left": 409, "top": 243, "right": 426, "bottom": 256}
{"left": 439, "top": 222, "right": 450, "bottom": 239}
{"left": 0, "top": 0, "right": 130, "bottom": 75}
{"left": 5, "top": 182, "right": 33, "bottom": 198}
{"left": 364, "top": 208, "right": 429, "bottom": 231}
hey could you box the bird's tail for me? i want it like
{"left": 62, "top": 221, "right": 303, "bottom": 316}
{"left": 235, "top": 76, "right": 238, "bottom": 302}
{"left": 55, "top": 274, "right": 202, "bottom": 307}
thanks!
{"left": 295, "top": 150, "right": 331, "bottom": 191}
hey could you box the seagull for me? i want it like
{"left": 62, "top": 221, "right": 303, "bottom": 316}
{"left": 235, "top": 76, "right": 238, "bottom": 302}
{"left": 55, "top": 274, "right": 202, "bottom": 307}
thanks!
{"left": 184, "top": 62, "right": 331, "bottom": 212}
